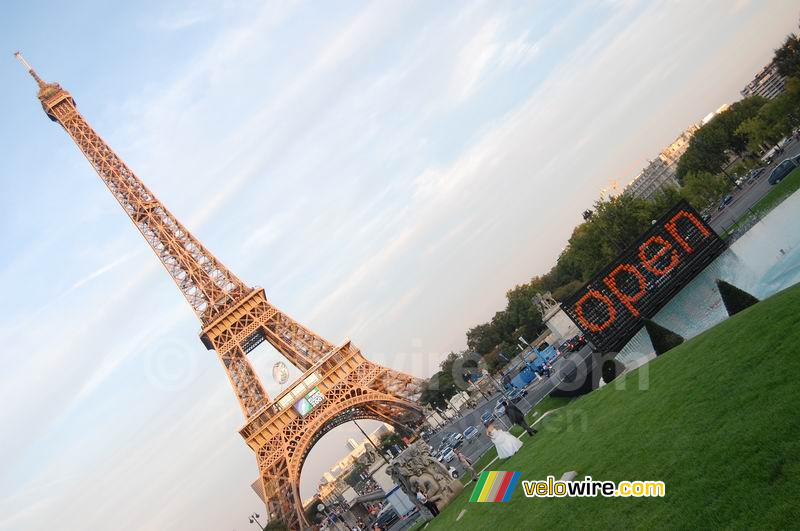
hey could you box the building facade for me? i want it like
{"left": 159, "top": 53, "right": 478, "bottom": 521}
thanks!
{"left": 741, "top": 62, "right": 786, "bottom": 100}
{"left": 624, "top": 123, "right": 700, "bottom": 201}
{"left": 624, "top": 154, "right": 681, "bottom": 200}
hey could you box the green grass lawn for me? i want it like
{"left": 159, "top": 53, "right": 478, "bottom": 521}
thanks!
{"left": 750, "top": 166, "right": 800, "bottom": 217}
{"left": 425, "top": 282, "right": 800, "bottom": 530}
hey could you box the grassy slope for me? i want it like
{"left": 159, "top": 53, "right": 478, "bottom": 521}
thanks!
{"left": 427, "top": 283, "right": 800, "bottom": 530}
{"left": 751, "top": 166, "right": 800, "bottom": 216}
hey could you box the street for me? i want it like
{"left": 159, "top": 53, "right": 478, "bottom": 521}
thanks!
{"left": 422, "top": 346, "right": 594, "bottom": 478}
{"left": 709, "top": 137, "right": 800, "bottom": 232}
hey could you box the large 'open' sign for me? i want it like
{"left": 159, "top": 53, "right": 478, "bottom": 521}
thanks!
{"left": 560, "top": 201, "right": 727, "bottom": 353}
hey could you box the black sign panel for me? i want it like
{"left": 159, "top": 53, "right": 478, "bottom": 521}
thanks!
{"left": 560, "top": 200, "right": 727, "bottom": 353}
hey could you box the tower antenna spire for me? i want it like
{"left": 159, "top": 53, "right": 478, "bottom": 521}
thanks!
{"left": 14, "top": 51, "right": 45, "bottom": 87}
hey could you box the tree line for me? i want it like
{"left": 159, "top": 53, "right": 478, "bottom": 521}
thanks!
{"left": 678, "top": 27, "right": 800, "bottom": 208}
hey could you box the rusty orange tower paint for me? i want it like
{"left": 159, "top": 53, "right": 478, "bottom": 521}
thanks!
{"left": 17, "top": 53, "right": 424, "bottom": 530}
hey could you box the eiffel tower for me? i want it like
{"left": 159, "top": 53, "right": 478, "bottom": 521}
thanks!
{"left": 17, "top": 53, "right": 425, "bottom": 530}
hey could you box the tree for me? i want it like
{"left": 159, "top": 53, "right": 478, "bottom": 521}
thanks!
{"left": 774, "top": 31, "right": 800, "bottom": 78}
{"left": 716, "top": 280, "right": 759, "bottom": 316}
{"left": 418, "top": 371, "right": 457, "bottom": 408}
{"left": 344, "top": 461, "right": 368, "bottom": 489}
{"left": 466, "top": 323, "right": 501, "bottom": 356}
{"left": 736, "top": 77, "right": 800, "bottom": 152}
{"left": 551, "top": 279, "right": 584, "bottom": 301}
{"left": 680, "top": 170, "right": 731, "bottom": 210}
{"left": 676, "top": 97, "right": 768, "bottom": 182}
{"left": 378, "top": 431, "right": 405, "bottom": 457}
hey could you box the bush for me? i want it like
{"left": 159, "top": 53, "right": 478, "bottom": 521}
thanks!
{"left": 644, "top": 319, "right": 684, "bottom": 355}
{"left": 717, "top": 279, "right": 760, "bottom": 316}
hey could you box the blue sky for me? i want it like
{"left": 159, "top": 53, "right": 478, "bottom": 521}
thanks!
{"left": 1, "top": 1, "right": 797, "bottom": 529}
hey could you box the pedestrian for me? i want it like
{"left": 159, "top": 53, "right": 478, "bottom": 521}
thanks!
{"left": 454, "top": 448, "right": 477, "bottom": 482}
{"left": 502, "top": 400, "right": 537, "bottom": 436}
{"left": 486, "top": 421, "right": 522, "bottom": 459}
{"left": 416, "top": 486, "right": 440, "bottom": 516}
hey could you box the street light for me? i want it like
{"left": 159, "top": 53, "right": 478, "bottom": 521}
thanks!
{"left": 249, "top": 512, "right": 266, "bottom": 531}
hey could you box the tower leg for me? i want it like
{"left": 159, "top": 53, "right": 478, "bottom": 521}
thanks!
{"left": 260, "top": 459, "right": 308, "bottom": 530}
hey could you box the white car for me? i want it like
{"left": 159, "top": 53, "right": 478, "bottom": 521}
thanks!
{"left": 493, "top": 402, "right": 506, "bottom": 418}
{"left": 440, "top": 447, "right": 456, "bottom": 463}
{"left": 463, "top": 426, "right": 479, "bottom": 441}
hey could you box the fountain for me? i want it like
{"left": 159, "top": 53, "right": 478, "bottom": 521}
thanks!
{"left": 617, "top": 192, "right": 800, "bottom": 366}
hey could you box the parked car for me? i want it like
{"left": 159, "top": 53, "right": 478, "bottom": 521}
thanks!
{"left": 750, "top": 166, "right": 766, "bottom": 180}
{"left": 507, "top": 388, "right": 525, "bottom": 403}
{"left": 440, "top": 447, "right": 456, "bottom": 463}
{"left": 481, "top": 411, "right": 494, "bottom": 425}
{"left": 463, "top": 425, "right": 479, "bottom": 441}
{"left": 493, "top": 402, "right": 506, "bottom": 418}
{"left": 560, "top": 334, "right": 586, "bottom": 353}
{"left": 375, "top": 505, "right": 400, "bottom": 529}
{"left": 446, "top": 432, "right": 464, "bottom": 448}
{"left": 769, "top": 159, "right": 797, "bottom": 185}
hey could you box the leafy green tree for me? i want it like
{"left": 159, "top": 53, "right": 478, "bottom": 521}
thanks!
{"left": 680, "top": 170, "right": 731, "bottom": 210}
{"left": 378, "top": 431, "right": 405, "bottom": 456}
{"left": 418, "top": 370, "right": 457, "bottom": 408}
{"left": 551, "top": 279, "right": 584, "bottom": 301}
{"left": 466, "top": 323, "right": 501, "bottom": 356}
{"left": 774, "top": 31, "right": 800, "bottom": 78}
{"left": 736, "top": 77, "right": 800, "bottom": 152}
{"left": 676, "top": 97, "right": 767, "bottom": 182}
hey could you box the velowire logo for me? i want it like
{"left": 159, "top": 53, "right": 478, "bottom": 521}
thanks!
{"left": 469, "top": 471, "right": 521, "bottom": 503}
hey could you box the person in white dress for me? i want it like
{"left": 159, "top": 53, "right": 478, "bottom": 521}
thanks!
{"left": 487, "top": 421, "right": 523, "bottom": 459}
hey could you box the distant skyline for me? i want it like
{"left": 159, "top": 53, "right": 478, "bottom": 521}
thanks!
{"left": 1, "top": 1, "right": 798, "bottom": 529}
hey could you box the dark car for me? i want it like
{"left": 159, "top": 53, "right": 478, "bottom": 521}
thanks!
{"left": 717, "top": 194, "right": 734, "bottom": 211}
{"left": 570, "top": 334, "right": 587, "bottom": 351}
{"left": 481, "top": 411, "right": 494, "bottom": 425}
{"left": 769, "top": 159, "right": 796, "bottom": 185}
{"left": 375, "top": 505, "right": 400, "bottom": 528}
{"left": 749, "top": 166, "right": 766, "bottom": 181}
{"left": 561, "top": 334, "right": 586, "bottom": 352}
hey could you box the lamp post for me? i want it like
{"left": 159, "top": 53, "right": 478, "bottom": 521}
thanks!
{"left": 354, "top": 420, "right": 391, "bottom": 466}
{"left": 248, "top": 512, "right": 267, "bottom": 531}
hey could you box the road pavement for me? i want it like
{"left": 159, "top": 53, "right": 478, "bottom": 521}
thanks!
{"left": 709, "top": 138, "right": 800, "bottom": 232}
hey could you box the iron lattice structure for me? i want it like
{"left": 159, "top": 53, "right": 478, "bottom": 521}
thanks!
{"left": 18, "top": 54, "right": 424, "bottom": 530}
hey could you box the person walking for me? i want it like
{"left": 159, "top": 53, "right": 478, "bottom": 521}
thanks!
{"left": 416, "top": 486, "right": 440, "bottom": 516}
{"left": 503, "top": 399, "right": 537, "bottom": 436}
{"left": 454, "top": 448, "right": 477, "bottom": 482}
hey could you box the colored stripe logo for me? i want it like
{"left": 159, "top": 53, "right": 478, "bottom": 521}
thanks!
{"left": 469, "top": 471, "right": 521, "bottom": 502}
